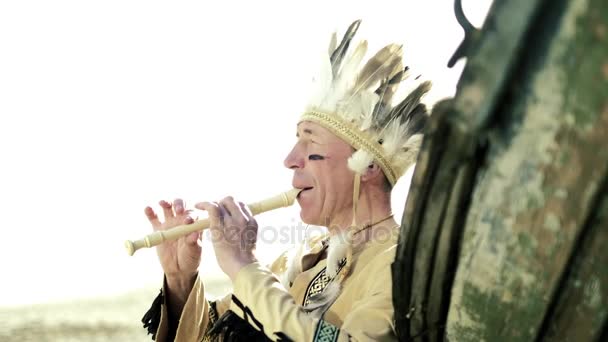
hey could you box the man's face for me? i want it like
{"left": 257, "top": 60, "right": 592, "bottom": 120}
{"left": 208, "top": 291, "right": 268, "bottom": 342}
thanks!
{"left": 284, "top": 121, "right": 354, "bottom": 227}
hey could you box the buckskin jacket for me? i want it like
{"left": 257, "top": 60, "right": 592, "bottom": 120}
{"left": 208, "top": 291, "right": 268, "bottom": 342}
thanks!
{"left": 143, "top": 227, "right": 399, "bottom": 342}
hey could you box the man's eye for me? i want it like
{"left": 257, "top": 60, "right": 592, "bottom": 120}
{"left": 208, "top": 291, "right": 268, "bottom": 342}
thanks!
{"left": 308, "top": 154, "right": 325, "bottom": 161}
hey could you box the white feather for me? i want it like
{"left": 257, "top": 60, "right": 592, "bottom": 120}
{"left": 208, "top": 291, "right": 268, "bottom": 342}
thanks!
{"left": 380, "top": 120, "right": 407, "bottom": 157}
{"left": 357, "top": 91, "right": 380, "bottom": 130}
{"left": 402, "top": 134, "right": 423, "bottom": 152}
{"left": 392, "top": 134, "right": 423, "bottom": 177}
{"left": 339, "top": 90, "right": 378, "bottom": 127}
{"left": 348, "top": 149, "right": 374, "bottom": 176}
{"left": 280, "top": 240, "right": 306, "bottom": 288}
{"left": 332, "top": 40, "right": 368, "bottom": 99}
{"left": 327, "top": 31, "right": 337, "bottom": 56}
{"left": 320, "top": 40, "right": 368, "bottom": 115}
{"left": 326, "top": 232, "right": 350, "bottom": 278}
{"left": 307, "top": 53, "right": 333, "bottom": 108}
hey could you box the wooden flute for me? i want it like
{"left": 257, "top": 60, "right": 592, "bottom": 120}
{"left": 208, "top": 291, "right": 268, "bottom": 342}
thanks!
{"left": 125, "top": 188, "right": 302, "bottom": 256}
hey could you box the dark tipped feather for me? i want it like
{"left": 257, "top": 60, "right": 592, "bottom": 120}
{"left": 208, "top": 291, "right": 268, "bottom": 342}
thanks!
{"left": 381, "top": 81, "right": 431, "bottom": 128}
{"left": 402, "top": 103, "right": 429, "bottom": 136}
{"left": 355, "top": 44, "right": 403, "bottom": 93}
{"left": 330, "top": 20, "right": 362, "bottom": 77}
{"left": 373, "top": 66, "right": 409, "bottom": 117}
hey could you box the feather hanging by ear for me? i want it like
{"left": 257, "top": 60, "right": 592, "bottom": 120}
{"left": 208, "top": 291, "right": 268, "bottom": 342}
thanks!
{"left": 280, "top": 240, "right": 307, "bottom": 289}
{"left": 330, "top": 20, "right": 362, "bottom": 77}
{"left": 326, "top": 233, "right": 350, "bottom": 278}
{"left": 348, "top": 149, "right": 375, "bottom": 175}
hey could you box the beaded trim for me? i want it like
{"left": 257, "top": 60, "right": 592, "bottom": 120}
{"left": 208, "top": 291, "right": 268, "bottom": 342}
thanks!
{"left": 300, "top": 110, "right": 397, "bottom": 185}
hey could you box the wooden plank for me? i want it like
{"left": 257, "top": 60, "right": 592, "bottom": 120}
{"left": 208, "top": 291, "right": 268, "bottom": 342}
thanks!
{"left": 540, "top": 187, "right": 608, "bottom": 341}
{"left": 446, "top": 0, "right": 608, "bottom": 340}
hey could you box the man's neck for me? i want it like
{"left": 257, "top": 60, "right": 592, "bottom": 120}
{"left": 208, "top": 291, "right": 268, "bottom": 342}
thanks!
{"left": 326, "top": 190, "right": 394, "bottom": 235}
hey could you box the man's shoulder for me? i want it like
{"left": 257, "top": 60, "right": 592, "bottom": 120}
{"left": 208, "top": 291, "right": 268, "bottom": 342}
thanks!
{"left": 356, "top": 226, "right": 401, "bottom": 265}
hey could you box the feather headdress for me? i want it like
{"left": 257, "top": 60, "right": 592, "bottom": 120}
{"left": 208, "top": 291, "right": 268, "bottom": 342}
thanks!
{"left": 297, "top": 20, "right": 430, "bottom": 316}
{"left": 301, "top": 20, "right": 430, "bottom": 187}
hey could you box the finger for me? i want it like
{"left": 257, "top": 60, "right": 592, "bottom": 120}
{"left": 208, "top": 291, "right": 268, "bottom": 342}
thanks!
{"left": 238, "top": 202, "right": 254, "bottom": 220}
{"left": 186, "top": 231, "right": 199, "bottom": 245}
{"left": 221, "top": 196, "right": 247, "bottom": 220}
{"left": 144, "top": 206, "right": 161, "bottom": 230}
{"left": 183, "top": 215, "right": 194, "bottom": 225}
{"left": 195, "top": 201, "right": 221, "bottom": 230}
{"left": 221, "top": 203, "right": 231, "bottom": 220}
{"left": 181, "top": 215, "right": 195, "bottom": 242}
{"left": 219, "top": 196, "right": 236, "bottom": 216}
{"left": 196, "top": 231, "right": 204, "bottom": 248}
{"left": 217, "top": 203, "right": 229, "bottom": 226}
{"left": 238, "top": 201, "right": 258, "bottom": 240}
{"left": 159, "top": 200, "right": 174, "bottom": 221}
{"left": 174, "top": 198, "right": 185, "bottom": 215}
{"left": 196, "top": 201, "right": 226, "bottom": 247}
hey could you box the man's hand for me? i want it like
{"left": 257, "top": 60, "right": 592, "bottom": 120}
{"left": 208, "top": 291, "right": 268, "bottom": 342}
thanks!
{"left": 145, "top": 199, "right": 201, "bottom": 295}
{"left": 145, "top": 199, "right": 201, "bottom": 333}
{"left": 196, "top": 196, "right": 258, "bottom": 282}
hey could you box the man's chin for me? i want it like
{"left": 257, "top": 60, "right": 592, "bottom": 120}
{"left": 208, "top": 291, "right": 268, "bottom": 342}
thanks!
{"left": 299, "top": 210, "right": 320, "bottom": 226}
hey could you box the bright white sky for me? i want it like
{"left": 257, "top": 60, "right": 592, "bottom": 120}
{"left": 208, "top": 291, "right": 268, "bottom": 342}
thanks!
{"left": 0, "top": 0, "right": 491, "bottom": 306}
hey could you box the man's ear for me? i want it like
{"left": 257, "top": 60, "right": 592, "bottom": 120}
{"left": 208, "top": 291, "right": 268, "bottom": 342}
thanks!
{"left": 361, "top": 163, "right": 383, "bottom": 182}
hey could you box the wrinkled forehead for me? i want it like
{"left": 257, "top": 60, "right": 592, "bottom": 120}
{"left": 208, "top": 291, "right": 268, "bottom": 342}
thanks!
{"left": 296, "top": 121, "right": 343, "bottom": 144}
{"left": 296, "top": 122, "right": 357, "bottom": 155}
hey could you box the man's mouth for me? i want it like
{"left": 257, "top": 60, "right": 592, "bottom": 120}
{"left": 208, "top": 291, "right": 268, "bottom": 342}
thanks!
{"left": 298, "top": 187, "right": 314, "bottom": 198}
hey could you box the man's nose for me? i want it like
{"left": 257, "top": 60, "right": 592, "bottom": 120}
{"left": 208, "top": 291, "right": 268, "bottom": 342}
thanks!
{"left": 284, "top": 145, "right": 304, "bottom": 170}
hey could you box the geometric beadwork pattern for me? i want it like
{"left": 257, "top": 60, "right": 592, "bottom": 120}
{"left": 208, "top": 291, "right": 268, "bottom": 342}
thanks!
{"left": 201, "top": 300, "right": 219, "bottom": 342}
{"left": 313, "top": 319, "right": 340, "bottom": 342}
{"left": 302, "top": 258, "right": 346, "bottom": 307}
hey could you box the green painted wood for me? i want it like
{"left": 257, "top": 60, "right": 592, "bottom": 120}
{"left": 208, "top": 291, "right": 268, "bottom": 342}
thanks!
{"left": 445, "top": 0, "right": 608, "bottom": 340}
{"left": 540, "top": 189, "right": 608, "bottom": 341}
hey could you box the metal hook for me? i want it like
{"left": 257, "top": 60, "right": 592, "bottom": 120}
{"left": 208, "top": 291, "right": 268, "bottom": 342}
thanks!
{"left": 447, "top": 0, "right": 481, "bottom": 68}
{"left": 454, "top": 0, "right": 475, "bottom": 33}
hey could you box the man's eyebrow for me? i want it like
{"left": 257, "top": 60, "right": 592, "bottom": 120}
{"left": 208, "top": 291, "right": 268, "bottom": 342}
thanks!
{"left": 296, "top": 128, "right": 315, "bottom": 138}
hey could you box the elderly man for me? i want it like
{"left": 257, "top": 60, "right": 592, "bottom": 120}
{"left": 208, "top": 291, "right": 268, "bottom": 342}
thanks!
{"left": 142, "top": 20, "right": 429, "bottom": 341}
